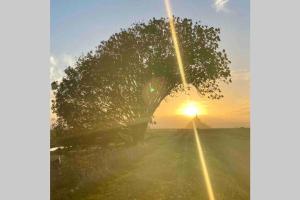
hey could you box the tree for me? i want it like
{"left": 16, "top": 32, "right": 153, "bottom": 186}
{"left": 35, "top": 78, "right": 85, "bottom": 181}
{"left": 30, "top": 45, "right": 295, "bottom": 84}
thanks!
{"left": 51, "top": 17, "right": 231, "bottom": 144}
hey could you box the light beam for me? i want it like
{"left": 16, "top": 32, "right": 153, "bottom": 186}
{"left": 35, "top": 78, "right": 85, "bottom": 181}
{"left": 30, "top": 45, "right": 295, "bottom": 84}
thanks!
{"left": 164, "top": 0, "right": 188, "bottom": 87}
{"left": 163, "top": 1, "right": 216, "bottom": 199}
{"left": 192, "top": 120, "right": 216, "bottom": 200}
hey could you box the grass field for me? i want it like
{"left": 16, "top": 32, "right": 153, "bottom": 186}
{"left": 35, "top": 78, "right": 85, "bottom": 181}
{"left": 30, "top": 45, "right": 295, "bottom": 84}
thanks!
{"left": 51, "top": 128, "right": 250, "bottom": 200}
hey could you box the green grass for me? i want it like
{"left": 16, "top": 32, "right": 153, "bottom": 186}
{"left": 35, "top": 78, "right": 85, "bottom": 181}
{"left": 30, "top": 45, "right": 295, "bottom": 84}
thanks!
{"left": 51, "top": 128, "right": 250, "bottom": 200}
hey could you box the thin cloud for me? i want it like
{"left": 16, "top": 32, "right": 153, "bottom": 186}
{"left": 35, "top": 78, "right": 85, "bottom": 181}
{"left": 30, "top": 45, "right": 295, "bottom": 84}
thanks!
{"left": 213, "top": 0, "right": 229, "bottom": 12}
{"left": 62, "top": 54, "right": 75, "bottom": 67}
{"left": 49, "top": 55, "right": 75, "bottom": 83}
{"left": 50, "top": 54, "right": 75, "bottom": 125}
{"left": 50, "top": 56, "right": 63, "bottom": 83}
{"left": 50, "top": 56, "right": 57, "bottom": 66}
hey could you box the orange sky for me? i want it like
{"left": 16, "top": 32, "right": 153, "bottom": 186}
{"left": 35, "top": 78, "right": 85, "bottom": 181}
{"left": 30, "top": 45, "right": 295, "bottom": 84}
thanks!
{"left": 151, "top": 69, "right": 250, "bottom": 128}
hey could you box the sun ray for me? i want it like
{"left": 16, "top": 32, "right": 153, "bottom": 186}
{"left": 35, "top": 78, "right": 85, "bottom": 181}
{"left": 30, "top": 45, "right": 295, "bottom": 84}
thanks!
{"left": 164, "top": 0, "right": 188, "bottom": 88}
{"left": 163, "top": 0, "right": 216, "bottom": 199}
{"left": 192, "top": 120, "right": 216, "bottom": 200}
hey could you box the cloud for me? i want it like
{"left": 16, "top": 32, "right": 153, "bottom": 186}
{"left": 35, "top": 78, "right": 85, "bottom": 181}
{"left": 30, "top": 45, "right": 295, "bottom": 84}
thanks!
{"left": 50, "top": 56, "right": 57, "bottom": 66}
{"left": 49, "top": 54, "right": 75, "bottom": 83}
{"left": 50, "top": 56, "right": 63, "bottom": 83}
{"left": 62, "top": 54, "right": 75, "bottom": 67}
{"left": 213, "top": 0, "right": 229, "bottom": 12}
{"left": 50, "top": 54, "right": 75, "bottom": 125}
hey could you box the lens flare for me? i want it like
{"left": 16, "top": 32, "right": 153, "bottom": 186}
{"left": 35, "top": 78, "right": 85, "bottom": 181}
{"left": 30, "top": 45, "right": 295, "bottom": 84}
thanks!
{"left": 192, "top": 120, "right": 216, "bottom": 200}
{"left": 164, "top": 0, "right": 216, "bottom": 199}
{"left": 164, "top": 0, "right": 188, "bottom": 88}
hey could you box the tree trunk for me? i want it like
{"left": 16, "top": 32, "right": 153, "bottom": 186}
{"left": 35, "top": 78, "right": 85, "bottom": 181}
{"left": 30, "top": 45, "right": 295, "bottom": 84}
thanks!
{"left": 130, "top": 80, "right": 176, "bottom": 145}
{"left": 131, "top": 119, "right": 149, "bottom": 144}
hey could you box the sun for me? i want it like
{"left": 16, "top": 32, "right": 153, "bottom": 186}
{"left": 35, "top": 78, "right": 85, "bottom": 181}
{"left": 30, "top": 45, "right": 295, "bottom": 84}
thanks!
{"left": 178, "top": 101, "right": 206, "bottom": 117}
{"left": 183, "top": 103, "right": 199, "bottom": 116}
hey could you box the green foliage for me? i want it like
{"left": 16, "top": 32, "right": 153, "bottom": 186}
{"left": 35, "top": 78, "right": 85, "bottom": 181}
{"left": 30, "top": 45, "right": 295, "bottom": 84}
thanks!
{"left": 51, "top": 17, "right": 231, "bottom": 141}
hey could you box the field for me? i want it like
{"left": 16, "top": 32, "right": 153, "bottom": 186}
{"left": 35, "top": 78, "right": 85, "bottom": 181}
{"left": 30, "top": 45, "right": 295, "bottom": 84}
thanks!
{"left": 51, "top": 128, "right": 250, "bottom": 200}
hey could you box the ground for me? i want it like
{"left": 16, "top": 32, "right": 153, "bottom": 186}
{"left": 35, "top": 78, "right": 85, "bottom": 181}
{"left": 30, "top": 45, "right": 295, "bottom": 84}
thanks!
{"left": 51, "top": 128, "right": 250, "bottom": 200}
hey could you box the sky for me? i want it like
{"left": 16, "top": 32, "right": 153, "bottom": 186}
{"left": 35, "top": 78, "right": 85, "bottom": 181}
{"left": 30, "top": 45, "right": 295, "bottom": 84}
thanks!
{"left": 50, "top": 0, "right": 250, "bottom": 128}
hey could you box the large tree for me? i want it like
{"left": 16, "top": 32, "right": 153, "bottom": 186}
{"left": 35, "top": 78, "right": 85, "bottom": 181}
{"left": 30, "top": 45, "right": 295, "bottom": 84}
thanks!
{"left": 51, "top": 17, "right": 231, "bottom": 143}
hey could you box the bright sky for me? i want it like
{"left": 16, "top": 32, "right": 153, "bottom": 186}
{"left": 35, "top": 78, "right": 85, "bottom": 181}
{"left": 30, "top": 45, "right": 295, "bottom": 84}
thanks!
{"left": 50, "top": 0, "right": 250, "bottom": 128}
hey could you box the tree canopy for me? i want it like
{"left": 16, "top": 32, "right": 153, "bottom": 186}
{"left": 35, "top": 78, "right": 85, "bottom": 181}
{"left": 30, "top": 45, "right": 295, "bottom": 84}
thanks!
{"left": 51, "top": 17, "right": 231, "bottom": 143}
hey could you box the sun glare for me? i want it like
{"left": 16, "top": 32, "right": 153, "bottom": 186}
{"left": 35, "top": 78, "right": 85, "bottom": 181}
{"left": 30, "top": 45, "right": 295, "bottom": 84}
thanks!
{"left": 179, "top": 101, "right": 206, "bottom": 117}
{"left": 183, "top": 102, "right": 199, "bottom": 116}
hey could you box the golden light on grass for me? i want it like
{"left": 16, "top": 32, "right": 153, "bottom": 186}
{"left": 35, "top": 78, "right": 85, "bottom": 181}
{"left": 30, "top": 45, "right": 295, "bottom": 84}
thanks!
{"left": 164, "top": 0, "right": 216, "bottom": 199}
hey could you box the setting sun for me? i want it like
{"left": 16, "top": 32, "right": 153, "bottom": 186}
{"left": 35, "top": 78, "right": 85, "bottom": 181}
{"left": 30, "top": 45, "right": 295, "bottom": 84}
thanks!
{"left": 178, "top": 101, "right": 206, "bottom": 117}
{"left": 183, "top": 103, "right": 199, "bottom": 116}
